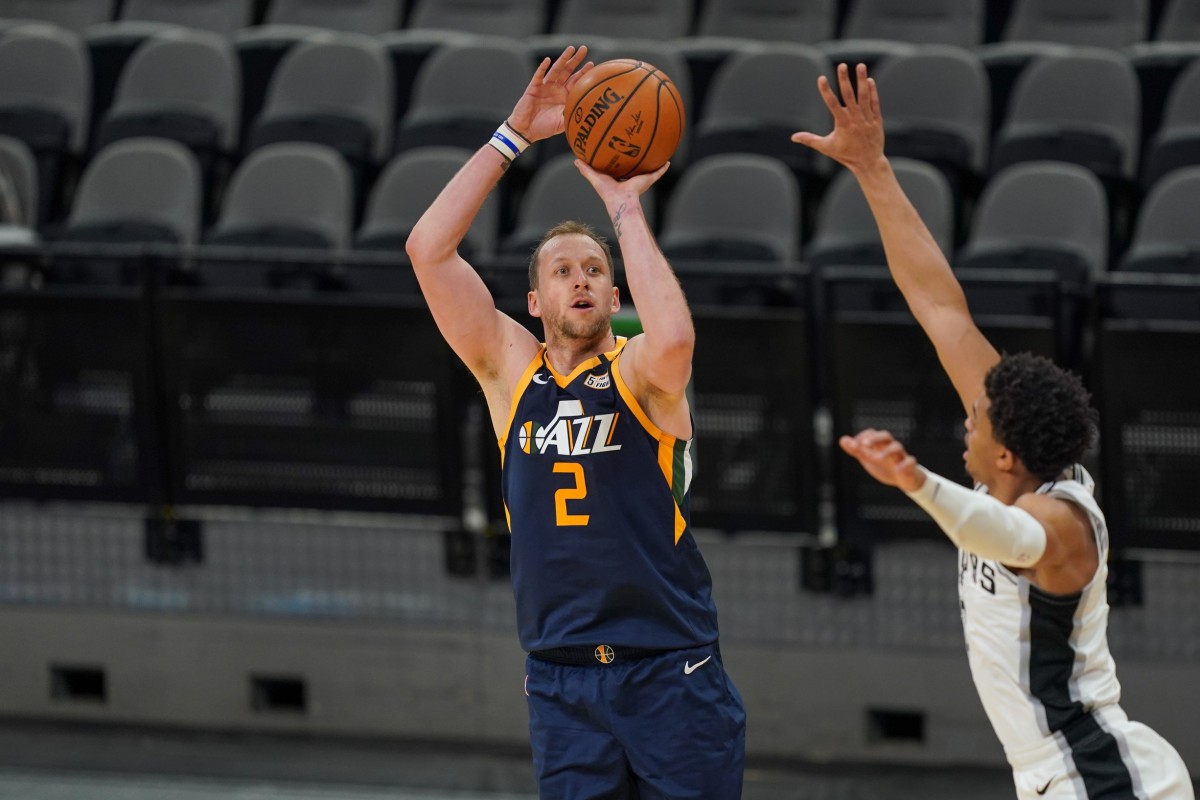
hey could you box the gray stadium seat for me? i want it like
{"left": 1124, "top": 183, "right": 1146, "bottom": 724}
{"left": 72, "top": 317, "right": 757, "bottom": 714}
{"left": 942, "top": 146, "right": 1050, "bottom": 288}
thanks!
{"left": 57, "top": 136, "right": 201, "bottom": 245}
{"left": 0, "top": 0, "right": 113, "bottom": 32}
{"left": 406, "top": 0, "right": 546, "bottom": 37}
{"left": 501, "top": 152, "right": 654, "bottom": 255}
{"left": 659, "top": 154, "right": 801, "bottom": 262}
{"left": 1003, "top": 0, "right": 1147, "bottom": 47}
{"left": 957, "top": 161, "right": 1108, "bottom": 285}
{"left": 690, "top": 44, "right": 832, "bottom": 190}
{"left": 232, "top": 25, "right": 327, "bottom": 145}
{"left": 1141, "top": 56, "right": 1200, "bottom": 190}
{"left": 94, "top": 28, "right": 239, "bottom": 173}
{"left": 990, "top": 48, "right": 1140, "bottom": 184}
{"left": 263, "top": 0, "right": 402, "bottom": 33}
{"left": 872, "top": 45, "right": 990, "bottom": 186}
{"left": 1121, "top": 165, "right": 1200, "bottom": 273}
{"left": 807, "top": 159, "right": 953, "bottom": 268}
{"left": 116, "top": 0, "right": 252, "bottom": 33}
{"left": 357, "top": 146, "right": 498, "bottom": 259}
{"left": 394, "top": 37, "right": 530, "bottom": 159}
{"left": 0, "top": 22, "right": 90, "bottom": 223}
{"left": 823, "top": 0, "right": 982, "bottom": 68}
{"left": 378, "top": 28, "right": 478, "bottom": 123}
{"left": 551, "top": 0, "right": 691, "bottom": 40}
{"left": 1156, "top": 0, "right": 1200, "bottom": 40}
{"left": 247, "top": 31, "right": 392, "bottom": 189}
{"left": 0, "top": 133, "right": 37, "bottom": 242}
{"left": 207, "top": 142, "right": 353, "bottom": 250}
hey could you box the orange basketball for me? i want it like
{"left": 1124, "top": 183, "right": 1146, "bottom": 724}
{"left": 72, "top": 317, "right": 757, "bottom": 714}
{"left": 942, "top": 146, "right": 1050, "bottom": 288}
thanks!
{"left": 563, "top": 59, "right": 685, "bottom": 179}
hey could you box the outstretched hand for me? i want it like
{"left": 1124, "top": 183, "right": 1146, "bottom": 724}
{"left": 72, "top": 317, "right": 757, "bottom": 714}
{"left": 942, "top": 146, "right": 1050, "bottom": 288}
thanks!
{"left": 508, "top": 46, "right": 592, "bottom": 143}
{"left": 839, "top": 428, "right": 925, "bottom": 493}
{"left": 574, "top": 159, "right": 669, "bottom": 199}
{"left": 792, "top": 62, "right": 885, "bottom": 173}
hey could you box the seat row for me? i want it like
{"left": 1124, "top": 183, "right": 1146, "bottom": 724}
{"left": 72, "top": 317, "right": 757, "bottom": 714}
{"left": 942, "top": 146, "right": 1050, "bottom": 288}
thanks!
{"left": 3, "top": 137, "right": 1198, "bottom": 284}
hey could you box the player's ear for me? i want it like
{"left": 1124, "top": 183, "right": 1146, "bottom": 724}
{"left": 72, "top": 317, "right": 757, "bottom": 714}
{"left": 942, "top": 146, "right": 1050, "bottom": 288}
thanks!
{"left": 528, "top": 289, "right": 542, "bottom": 318}
{"left": 996, "top": 446, "right": 1017, "bottom": 474}
{"left": 610, "top": 286, "right": 620, "bottom": 313}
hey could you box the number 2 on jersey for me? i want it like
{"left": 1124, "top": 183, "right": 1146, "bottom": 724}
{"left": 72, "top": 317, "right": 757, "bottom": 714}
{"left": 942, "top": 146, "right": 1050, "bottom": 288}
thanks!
{"left": 553, "top": 462, "right": 589, "bottom": 526}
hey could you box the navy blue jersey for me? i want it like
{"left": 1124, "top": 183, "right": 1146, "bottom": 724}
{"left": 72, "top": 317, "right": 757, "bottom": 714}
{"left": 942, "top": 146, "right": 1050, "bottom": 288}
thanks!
{"left": 500, "top": 338, "right": 720, "bottom": 653}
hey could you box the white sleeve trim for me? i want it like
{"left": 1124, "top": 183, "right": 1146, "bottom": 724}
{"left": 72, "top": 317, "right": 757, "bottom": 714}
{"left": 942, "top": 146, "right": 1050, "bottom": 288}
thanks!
{"left": 906, "top": 467, "right": 1047, "bottom": 568}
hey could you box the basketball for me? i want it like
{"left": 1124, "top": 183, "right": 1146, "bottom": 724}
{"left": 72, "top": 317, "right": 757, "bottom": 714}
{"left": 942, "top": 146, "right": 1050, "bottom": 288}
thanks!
{"left": 563, "top": 59, "right": 685, "bottom": 179}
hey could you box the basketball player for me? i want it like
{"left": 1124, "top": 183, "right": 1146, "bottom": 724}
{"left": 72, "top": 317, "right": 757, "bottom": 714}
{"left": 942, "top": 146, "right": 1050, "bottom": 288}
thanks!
{"left": 793, "top": 63, "right": 1194, "bottom": 799}
{"left": 405, "top": 46, "right": 745, "bottom": 799}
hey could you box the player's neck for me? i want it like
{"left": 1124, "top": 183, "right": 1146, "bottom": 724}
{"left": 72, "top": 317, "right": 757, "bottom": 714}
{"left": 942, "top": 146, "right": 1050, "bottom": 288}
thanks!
{"left": 544, "top": 331, "right": 617, "bottom": 376}
{"left": 987, "top": 470, "right": 1043, "bottom": 505}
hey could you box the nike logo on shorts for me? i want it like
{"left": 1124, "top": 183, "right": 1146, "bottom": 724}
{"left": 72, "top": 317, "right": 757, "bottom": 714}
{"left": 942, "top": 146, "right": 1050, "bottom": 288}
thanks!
{"left": 683, "top": 656, "right": 712, "bottom": 675}
{"left": 1036, "top": 776, "right": 1058, "bottom": 795}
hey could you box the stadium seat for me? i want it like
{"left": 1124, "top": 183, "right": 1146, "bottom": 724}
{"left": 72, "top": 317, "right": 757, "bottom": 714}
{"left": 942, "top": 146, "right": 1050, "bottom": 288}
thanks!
{"left": 394, "top": 37, "right": 530, "bottom": 159}
{"left": 0, "top": 22, "right": 90, "bottom": 224}
{"left": 958, "top": 161, "right": 1108, "bottom": 285}
{"left": 56, "top": 136, "right": 201, "bottom": 246}
{"left": 0, "top": 0, "right": 113, "bottom": 32}
{"left": 246, "top": 32, "right": 391, "bottom": 196}
{"left": 0, "top": 132, "right": 37, "bottom": 242}
{"left": 93, "top": 28, "right": 239, "bottom": 190}
{"left": 1121, "top": 165, "right": 1200, "bottom": 273}
{"left": 116, "top": 0, "right": 253, "bottom": 33}
{"left": 1156, "top": 0, "right": 1200, "bottom": 39}
{"left": 871, "top": 45, "right": 990, "bottom": 192}
{"left": 262, "top": 0, "right": 401, "bottom": 33}
{"left": 823, "top": 0, "right": 983, "bottom": 68}
{"left": 356, "top": 146, "right": 498, "bottom": 259}
{"left": 1141, "top": 56, "right": 1200, "bottom": 190}
{"left": 406, "top": 0, "right": 546, "bottom": 37}
{"left": 690, "top": 44, "right": 833, "bottom": 193}
{"left": 1002, "top": 0, "right": 1148, "bottom": 47}
{"left": 207, "top": 142, "right": 352, "bottom": 250}
{"left": 551, "top": 0, "right": 691, "bottom": 40}
{"left": 659, "top": 154, "right": 801, "bottom": 263}
{"left": 807, "top": 159, "right": 953, "bottom": 268}
{"left": 990, "top": 48, "right": 1140, "bottom": 186}
{"left": 500, "top": 152, "right": 652, "bottom": 256}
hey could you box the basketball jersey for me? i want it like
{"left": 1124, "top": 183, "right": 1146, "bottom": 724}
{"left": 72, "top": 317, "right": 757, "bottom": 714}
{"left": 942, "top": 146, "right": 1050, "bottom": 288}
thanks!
{"left": 961, "top": 464, "right": 1124, "bottom": 767}
{"left": 499, "top": 338, "right": 720, "bottom": 653}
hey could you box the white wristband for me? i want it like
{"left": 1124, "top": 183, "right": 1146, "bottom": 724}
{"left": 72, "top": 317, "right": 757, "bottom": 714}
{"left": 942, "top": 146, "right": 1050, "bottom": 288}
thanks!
{"left": 487, "top": 120, "right": 531, "bottom": 162}
{"left": 906, "top": 467, "right": 1047, "bottom": 568}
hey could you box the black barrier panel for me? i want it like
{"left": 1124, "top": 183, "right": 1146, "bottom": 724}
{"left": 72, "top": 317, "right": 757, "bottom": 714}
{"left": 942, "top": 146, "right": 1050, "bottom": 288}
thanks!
{"left": 824, "top": 268, "right": 1060, "bottom": 546}
{"left": 157, "top": 290, "right": 468, "bottom": 515}
{"left": 1096, "top": 280, "right": 1200, "bottom": 552}
{"left": 690, "top": 309, "right": 817, "bottom": 533}
{"left": 0, "top": 286, "right": 157, "bottom": 502}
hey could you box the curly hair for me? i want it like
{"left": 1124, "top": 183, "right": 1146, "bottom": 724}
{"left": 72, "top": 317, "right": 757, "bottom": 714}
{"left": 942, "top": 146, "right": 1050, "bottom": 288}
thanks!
{"left": 984, "top": 353, "right": 1098, "bottom": 482}
{"left": 528, "top": 220, "right": 615, "bottom": 290}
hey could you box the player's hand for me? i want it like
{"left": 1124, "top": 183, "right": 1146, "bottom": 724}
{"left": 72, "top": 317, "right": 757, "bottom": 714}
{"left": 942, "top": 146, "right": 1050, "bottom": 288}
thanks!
{"left": 839, "top": 428, "right": 924, "bottom": 493}
{"left": 791, "top": 63, "right": 885, "bottom": 174}
{"left": 508, "top": 45, "right": 592, "bottom": 143}
{"left": 574, "top": 159, "right": 669, "bottom": 199}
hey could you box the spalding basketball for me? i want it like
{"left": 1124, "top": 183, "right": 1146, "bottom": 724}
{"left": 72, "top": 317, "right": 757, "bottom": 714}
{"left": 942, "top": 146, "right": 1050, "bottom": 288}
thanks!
{"left": 564, "top": 59, "right": 685, "bottom": 179}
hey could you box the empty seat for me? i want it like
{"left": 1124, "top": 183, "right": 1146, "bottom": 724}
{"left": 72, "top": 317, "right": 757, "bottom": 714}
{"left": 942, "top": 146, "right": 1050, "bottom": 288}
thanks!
{"left": 57, "top": 136, "right": 200, "bottom": 247}
{"left": 357, "top": 146, "right": 498, "bottom": 258}
{"left": 0, "top": 22, "right": 90, "bottom": 224}
{"left": 957, "top": 161, "right": 1107, "bottom": 285}
{"left": 407, "top": 0, "right": 545, "bottom": 37}
{"left": 379, "top": 28, "right": 479, "bottom": 123}
{"left": 232, "top": 25, "right": 327, "bottom": 146}
{"left": 1141, "top": 56, "right": 1200, "bottom": 190}
{"left": 0, "top": 0, "right": 113, "bottom": 32}
{"left": 808, "top": 159, "right": 953, "bottom": 268}
{"left": 94, "top": 28, "right": 239, "bottom": 178}
{"left": 0, "top": 132, "right": 37, "bottom": 242}
{"left": 263, "top": 0, "right": 402, "bottom": 33}
{"left": 659, "top": 154, "right": 801, "bottom": 262}
{"left": 1121, "top": 165, "right": 1200, "bottom": 273}
{"left": 872, "top": 45, "right": 990, "bottom": 187}
{"left": 991, "top": 48, "right": 1139, "bottom": 184}
{"left": 1002, "top": 0, "right": 1147, "bottom": 47}
{"left": 207, "top": 142, "right": 352, "bottom": 250}
{"left": 1125, "top": 41, "right": 1200, "bottom": 152}
{"left": 1156, "top": 0, "right": 1200, "bottom": 40}
{"left": 394, "top": 37, "right": 530, "bottom": 158}
{"left": 247, "top": 31, "right": 392, "bottom": 190}
{"left": 501, "top": 152, "right": 654, "bottom": 255}
{"left": 839, "top": 0, "right": 984, "bottom": 46}
{"left": 115, "top": 0, "right": 252, "bottom": 33}
{"left": 552, "top": 0, "right": 691, "bottom": 39}
{"left": 690, "top": 44, "right": 832, "bottom": 190}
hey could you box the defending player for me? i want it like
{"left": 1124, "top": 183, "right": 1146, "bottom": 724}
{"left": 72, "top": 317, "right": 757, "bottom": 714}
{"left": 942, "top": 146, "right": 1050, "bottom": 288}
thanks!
{"left": 793, "top": 63, "right": 1194, "bottom": 799}
{"left": 405, "top": 46, "right": 745, "bottom": 799}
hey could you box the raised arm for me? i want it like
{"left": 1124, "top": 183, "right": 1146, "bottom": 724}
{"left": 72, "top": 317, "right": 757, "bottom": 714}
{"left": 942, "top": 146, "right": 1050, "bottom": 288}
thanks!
{"left": 793, "top": 63, "right": 1000, "bottom": 412}
{"left": 405, "top": 46, "right": 592, "bottom": 386}
{"left": 574, "top": 160, "right": 694, "bottom": 438}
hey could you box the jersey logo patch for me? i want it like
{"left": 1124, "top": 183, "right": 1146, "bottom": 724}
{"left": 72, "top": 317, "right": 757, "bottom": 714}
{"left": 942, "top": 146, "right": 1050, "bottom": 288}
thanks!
{"left": 517, "top": 399, "right": 622, "bottom": 456}
{"left": 584, "top": 372, "right": 611, "bottom": 390}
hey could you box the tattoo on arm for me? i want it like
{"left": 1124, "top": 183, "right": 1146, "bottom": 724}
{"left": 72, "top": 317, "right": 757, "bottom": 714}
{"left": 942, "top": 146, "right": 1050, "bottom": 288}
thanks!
{"left": 612, "top": 202, "right": 626, "bottom": 238}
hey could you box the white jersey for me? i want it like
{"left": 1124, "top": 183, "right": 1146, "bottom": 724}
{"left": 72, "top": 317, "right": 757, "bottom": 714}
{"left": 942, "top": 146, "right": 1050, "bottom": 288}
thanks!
{"left": 961, "top": 465, "right": 1194, "bottom": 799}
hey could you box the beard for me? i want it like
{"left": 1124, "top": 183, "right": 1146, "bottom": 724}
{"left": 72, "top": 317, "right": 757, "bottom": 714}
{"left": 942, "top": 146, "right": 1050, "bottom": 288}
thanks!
{"left": 551, "top": 309, "right": 611, "bottom": 342}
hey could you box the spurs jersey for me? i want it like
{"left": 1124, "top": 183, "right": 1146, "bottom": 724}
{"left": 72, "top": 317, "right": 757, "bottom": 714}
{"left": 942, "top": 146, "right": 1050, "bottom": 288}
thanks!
{"left": 499, "top": 338, "right": 719, "bottom": 653}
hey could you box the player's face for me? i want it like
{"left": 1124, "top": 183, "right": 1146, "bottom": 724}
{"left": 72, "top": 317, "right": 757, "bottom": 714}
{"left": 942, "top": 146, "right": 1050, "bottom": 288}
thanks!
{"left": 528, "top": 233, "right": 620, "bottom": 342}
{"left": 963, "top": 393, "right": 1000, "bottom": 483}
